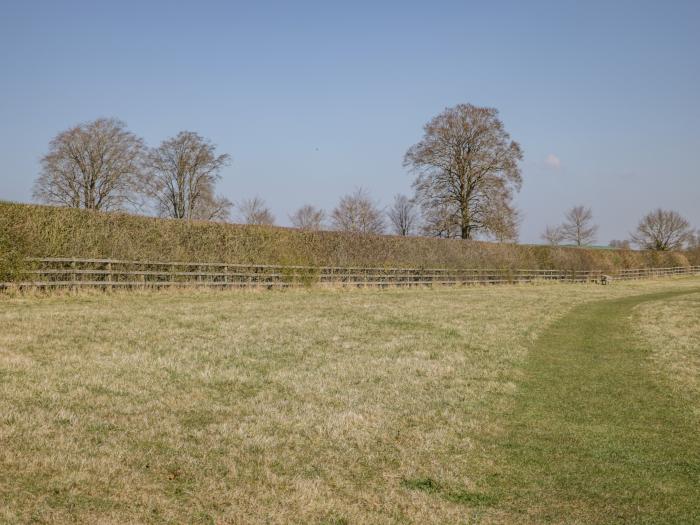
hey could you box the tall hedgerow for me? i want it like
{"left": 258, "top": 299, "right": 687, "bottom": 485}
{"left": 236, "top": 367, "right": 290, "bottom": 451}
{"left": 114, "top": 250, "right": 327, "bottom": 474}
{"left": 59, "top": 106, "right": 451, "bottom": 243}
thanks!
{"left": 0, "top": 202, "right": 691, "bottom": 282}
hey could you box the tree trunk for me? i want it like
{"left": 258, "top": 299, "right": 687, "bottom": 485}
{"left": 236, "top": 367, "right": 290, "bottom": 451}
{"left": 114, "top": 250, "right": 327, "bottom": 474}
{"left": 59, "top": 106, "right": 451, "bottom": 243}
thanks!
{"left": 460, "top": 206, "right": 471, "bottom": 240}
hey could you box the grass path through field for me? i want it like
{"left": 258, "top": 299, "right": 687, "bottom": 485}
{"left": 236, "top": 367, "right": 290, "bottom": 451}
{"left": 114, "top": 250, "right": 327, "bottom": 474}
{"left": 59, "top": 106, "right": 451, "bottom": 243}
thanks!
{"left": 488, "top": 289, "right": 700, "bottom": 523}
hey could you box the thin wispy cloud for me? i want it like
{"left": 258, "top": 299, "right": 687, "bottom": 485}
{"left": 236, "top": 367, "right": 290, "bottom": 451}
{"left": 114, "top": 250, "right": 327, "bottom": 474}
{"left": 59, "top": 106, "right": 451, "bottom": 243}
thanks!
{"left": 544, "top": 153, "right": 561, "bottom": 170}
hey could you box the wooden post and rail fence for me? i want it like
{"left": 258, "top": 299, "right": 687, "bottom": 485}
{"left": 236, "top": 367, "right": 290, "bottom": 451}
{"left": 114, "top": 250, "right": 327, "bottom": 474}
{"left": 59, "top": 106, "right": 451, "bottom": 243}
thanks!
{"left": 1, "top": 258, "right": 699, "bottom": 290}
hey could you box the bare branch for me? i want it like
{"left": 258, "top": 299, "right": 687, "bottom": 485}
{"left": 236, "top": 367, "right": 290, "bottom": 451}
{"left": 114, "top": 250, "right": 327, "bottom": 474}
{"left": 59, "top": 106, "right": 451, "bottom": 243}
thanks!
{"left": 541, "top": 225, "right": 565, "bottom": 245}
{"left": 289, "top": 204, "right": 325, "bottom": 230}
{"left": 237, "top": 197, "right": 275, "bottom": 226}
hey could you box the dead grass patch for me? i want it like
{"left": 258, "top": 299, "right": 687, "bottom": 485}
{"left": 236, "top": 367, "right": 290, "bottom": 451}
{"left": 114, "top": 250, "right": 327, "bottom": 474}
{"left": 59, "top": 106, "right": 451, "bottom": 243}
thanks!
{"left": 635, "top": 292, "right": 700, "bottom": 417}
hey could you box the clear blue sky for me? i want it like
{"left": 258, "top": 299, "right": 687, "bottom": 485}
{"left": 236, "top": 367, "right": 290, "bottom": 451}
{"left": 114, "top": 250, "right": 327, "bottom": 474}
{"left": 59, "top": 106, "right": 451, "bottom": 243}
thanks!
{"left": 1, "top": 0, "right": 698, "bottom": 243}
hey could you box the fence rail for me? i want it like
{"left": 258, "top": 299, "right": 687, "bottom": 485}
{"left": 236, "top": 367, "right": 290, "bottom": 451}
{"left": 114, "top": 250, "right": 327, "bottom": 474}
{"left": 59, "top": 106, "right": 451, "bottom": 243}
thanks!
{"left": 2, "top": 258, "right": 699, "bottom": 290}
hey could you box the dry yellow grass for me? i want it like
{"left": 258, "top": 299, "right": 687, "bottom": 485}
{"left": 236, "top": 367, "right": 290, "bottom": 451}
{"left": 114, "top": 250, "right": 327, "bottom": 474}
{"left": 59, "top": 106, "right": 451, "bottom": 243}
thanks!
{"left": 635, "top": 292, "right": 700, "bottom": 418}
{"left": 1, "top": 279, "right": 699, "bottom": 524}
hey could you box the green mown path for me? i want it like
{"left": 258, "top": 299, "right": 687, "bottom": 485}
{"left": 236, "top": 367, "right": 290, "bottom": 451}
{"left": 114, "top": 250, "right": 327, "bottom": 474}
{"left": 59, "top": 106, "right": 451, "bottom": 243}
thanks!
{"left": 490, "top": 290, "right": 700, "bottom": 524}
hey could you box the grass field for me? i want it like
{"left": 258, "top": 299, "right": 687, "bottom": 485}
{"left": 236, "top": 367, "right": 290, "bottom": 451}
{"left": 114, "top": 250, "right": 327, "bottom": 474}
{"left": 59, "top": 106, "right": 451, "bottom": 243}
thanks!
{"left": 1, "top": 279, "right": 699, "bottom": 524}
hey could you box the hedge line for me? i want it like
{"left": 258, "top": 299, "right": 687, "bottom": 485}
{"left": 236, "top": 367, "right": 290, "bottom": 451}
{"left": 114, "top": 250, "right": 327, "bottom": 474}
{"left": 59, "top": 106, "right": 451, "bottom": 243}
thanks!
{"left": 0, "top": 201, "right": 694, "bottom": 281}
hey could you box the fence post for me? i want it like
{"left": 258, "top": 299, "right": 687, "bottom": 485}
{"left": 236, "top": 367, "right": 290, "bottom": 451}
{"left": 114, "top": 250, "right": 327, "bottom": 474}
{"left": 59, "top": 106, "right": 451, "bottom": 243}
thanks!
{"left": 106, "top": 261, "right": 112, "bottom": 291}
{"left": 71, "top": 259, "right": 77, "bottom": 292}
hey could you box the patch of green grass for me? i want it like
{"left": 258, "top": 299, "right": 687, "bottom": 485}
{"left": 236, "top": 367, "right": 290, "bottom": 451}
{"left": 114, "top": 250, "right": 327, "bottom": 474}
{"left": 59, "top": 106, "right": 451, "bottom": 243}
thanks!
{"left": 401, "top": 477, "right": 441, "bottom": 493}
{"left": 486, "top": 288, "right": 700, "bottom": 523}
{"left": 402, "top": 477, "right": 496, "bottom": 507}
{"left": 444, "top": 489, "right": 496, "bottom": 506}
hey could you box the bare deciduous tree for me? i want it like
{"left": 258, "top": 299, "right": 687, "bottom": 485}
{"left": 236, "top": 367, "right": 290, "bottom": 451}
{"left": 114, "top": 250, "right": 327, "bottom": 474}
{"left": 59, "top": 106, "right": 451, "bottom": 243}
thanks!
{"left": 404, "top": 103, "right": 523, "bottom": 240}
{"left": 142, "top": 131, "right": 231, "bottom": 220}
{"left": 33, "top": 118, "right": 144, "bottom": 211}
{"left": 561, "top": 205, "right": 598, "bottom": 246}
{"left": 331, "top": 188, "right": 385, "bottom": 234}
{"left": 630, "top": 209, "right": 693, "bottom": 251}
{"left": 542, "top": 225, "right": 565, "bottom": 245}
{"left": 237, "top": 197, "right": 275, "bottom": 225}
{"left": 387, "top": 194, "right": 418, "bottom": 236}
{"left": 289, "top": 204, "right": 325, "bottom": 230}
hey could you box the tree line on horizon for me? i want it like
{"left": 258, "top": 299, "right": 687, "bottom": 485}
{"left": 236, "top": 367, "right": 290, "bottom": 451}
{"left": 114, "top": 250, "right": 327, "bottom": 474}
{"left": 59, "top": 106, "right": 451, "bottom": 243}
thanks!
{"left": 541, "top": 206, "right": 698, "bottom": 251}
{"left": 32, "top": 106, "right": 698, "bottom": 252}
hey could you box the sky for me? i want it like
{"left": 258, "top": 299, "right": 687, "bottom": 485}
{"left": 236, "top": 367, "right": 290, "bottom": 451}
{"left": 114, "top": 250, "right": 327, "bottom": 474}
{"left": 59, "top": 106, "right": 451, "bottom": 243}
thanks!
{"left": 1, "top": 0, "right": 698, "bottom": 243}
